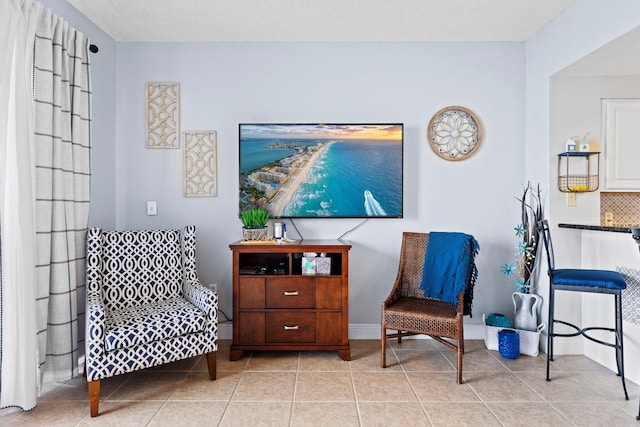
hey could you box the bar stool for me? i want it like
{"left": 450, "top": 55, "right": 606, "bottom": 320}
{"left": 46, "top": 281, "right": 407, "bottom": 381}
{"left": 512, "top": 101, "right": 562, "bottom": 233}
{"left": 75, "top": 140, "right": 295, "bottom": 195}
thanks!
{"left": 536, "top": 220, "right": 628, "bottom": 400}
{"left": 631, "top": 228, "right": 640, "bottom": 420}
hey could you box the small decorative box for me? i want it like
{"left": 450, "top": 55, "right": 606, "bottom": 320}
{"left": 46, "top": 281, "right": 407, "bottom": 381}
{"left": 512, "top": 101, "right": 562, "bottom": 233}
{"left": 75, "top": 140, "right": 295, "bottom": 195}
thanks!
{"left": 316, "top": 257, "right": 331, "bottom": 275}
{"left": 566, "top": 139, "right": 577, "bottom": 152}
{"left": 302, "top": 257, "right": 316, "bottom": 275}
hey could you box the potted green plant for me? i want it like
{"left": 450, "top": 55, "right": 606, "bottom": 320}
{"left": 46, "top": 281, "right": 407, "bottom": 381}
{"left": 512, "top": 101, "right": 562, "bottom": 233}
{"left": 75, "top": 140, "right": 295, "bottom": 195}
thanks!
{"left": 239, "top": 208, "right": 270, "bottom": 241}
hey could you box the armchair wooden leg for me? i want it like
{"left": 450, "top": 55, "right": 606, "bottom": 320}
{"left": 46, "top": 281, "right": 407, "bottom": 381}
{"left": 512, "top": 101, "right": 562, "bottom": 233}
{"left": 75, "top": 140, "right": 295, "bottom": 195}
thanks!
{"left": 206, "top": 352, "right": 217, "bottom": 381}
{"left": 381, "top": 327, "right": 387, "bottom": 368}
{"left": 456, "top": 346, "right": 463, "bottom": 384}
{"left": 88, "top": 379, "right": 100, "bottom": 417}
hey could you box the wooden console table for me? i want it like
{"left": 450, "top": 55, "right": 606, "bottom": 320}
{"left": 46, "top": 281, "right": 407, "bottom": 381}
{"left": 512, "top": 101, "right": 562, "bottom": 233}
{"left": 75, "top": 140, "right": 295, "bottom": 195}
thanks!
{"left": 229, "top": 240, "right": 351, "bottom": 361}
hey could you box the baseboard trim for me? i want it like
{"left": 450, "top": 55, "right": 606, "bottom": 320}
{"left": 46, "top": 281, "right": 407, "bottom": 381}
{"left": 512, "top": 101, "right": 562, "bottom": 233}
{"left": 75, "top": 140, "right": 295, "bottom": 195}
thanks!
{"left": 350, "top": 323, "right": 488, "bottom": 340}
{"left": 219, "top": 322, "right": 233, "bottom": 340}
{"left": 217, "top": 322, "right": 589, "bottom": 367}
{"left": 217, "top": 322, "right": 488, "bottom": 341}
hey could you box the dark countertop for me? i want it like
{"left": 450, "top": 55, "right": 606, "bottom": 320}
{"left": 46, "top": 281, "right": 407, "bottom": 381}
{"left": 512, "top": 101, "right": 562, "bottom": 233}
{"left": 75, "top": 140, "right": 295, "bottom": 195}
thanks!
{"left": 558, "top": 223, "right": 638, "bottom": 233}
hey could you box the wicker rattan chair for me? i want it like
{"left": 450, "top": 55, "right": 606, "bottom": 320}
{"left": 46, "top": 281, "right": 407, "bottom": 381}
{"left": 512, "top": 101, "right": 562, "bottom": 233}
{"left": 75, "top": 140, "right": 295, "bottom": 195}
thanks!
{"left": 381, "top": 232, "right": 477, "bottom": 384}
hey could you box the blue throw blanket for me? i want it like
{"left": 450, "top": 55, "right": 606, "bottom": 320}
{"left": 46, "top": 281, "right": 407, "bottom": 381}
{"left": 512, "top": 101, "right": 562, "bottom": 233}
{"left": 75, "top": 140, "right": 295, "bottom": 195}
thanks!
{"left": 419, "top": 232, "right": 479, "bottom": 316}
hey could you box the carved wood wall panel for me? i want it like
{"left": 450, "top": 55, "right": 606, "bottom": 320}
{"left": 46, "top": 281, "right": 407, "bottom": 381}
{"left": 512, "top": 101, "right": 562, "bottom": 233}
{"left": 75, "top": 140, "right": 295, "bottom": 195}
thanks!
{"left": 184, "top": 131, "right": 217, "bottom": 197}
{"left": 146, "top": 82, "right": 180, "bottom": 148}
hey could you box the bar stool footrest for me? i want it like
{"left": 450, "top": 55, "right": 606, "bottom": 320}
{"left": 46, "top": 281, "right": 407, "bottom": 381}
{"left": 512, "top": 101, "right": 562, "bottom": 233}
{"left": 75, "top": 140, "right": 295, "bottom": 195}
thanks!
{"left": 553, "top": 320, "right": 620, "bottom": 349}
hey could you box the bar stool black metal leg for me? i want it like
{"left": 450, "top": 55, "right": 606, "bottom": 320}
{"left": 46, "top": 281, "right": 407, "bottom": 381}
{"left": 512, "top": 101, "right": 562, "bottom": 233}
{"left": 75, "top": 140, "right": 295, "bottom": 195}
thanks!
{"left": 615, "top": 291, "right": 622, "bottom": 377}
{"left": 546, "top": 286, "right": 555, "bottom": 382}
{"left": 615, "top": 292, "right": 629, "bottom": 400}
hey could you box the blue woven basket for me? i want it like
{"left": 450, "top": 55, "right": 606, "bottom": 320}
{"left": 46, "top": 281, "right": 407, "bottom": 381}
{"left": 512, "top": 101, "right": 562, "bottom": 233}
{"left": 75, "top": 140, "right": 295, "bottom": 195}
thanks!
{"left": 498, "top": 329, "right": 520, "bottom": 359}
{"left": 485, "top": 313, "right": 513, "bottom": 328}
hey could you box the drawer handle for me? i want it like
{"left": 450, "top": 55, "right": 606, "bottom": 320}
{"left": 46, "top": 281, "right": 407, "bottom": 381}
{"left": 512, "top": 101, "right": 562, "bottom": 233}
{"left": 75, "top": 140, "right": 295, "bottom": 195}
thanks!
{"left": 283, "top": 325, "right": 299, "bottom": 330}
{"left": 283, "top": 291, "right": 299, "bottom": 296}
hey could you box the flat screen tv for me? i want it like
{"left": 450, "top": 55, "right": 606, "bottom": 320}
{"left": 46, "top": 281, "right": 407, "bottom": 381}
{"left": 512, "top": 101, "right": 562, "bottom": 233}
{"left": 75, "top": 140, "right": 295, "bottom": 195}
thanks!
{"left": 239, "top": 123, "right": 403, "bottom": 218}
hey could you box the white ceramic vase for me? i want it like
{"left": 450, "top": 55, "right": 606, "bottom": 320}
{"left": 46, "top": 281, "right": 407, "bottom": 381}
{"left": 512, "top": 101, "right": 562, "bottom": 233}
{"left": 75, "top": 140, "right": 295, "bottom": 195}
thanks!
{"left": 512, "top": 292, "right": 541, "bottom": 332}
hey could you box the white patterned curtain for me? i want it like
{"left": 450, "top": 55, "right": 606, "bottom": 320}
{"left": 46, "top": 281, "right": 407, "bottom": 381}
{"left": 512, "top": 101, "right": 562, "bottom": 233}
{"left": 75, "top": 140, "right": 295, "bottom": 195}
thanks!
{"left": 0, "top": 0, "right": 91, "bottom": 411}
{"left": 32, "top": 8, "right": 92, "bottom": 384}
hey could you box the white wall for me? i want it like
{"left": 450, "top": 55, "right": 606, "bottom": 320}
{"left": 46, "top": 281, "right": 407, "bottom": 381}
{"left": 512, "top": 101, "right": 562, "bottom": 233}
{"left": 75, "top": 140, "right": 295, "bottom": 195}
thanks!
{"left": 554, "top": 77, "right": 640, "bottom": 201}
{"left": 526, "top": 0, "right": 640, "bottom": 358}
{"left": 115, "top": 42, "right": 526, "bottom": 329}
{"left": 526, "top": 0, "right": 640, "bottom": 191}
{"left": 44, "top": 0, "right": 640, "bottom": 344}
{"left": 550, "top": 75, "right": 640, "bottom": 266}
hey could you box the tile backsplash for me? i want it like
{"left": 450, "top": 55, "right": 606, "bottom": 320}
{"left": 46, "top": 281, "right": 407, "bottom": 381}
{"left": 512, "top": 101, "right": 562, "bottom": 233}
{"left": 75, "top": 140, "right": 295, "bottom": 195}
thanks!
{"left": 600, "top": 192, "right": 640, "bottom": 226}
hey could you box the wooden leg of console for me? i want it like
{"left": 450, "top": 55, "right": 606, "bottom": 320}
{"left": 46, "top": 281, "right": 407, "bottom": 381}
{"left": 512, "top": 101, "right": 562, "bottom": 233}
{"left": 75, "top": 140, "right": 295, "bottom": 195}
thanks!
{"left": 337, "top": 349, "right": 351, "bottom": 361}
{"left": 229, "top": 348, "right": 244, "bottom": 361}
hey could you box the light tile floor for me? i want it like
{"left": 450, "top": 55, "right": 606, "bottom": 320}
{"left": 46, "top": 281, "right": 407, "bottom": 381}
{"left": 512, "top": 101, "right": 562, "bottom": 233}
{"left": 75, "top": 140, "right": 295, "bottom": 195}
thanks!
{"left": 1, "top": 339, "right": 639, "bottom": 426}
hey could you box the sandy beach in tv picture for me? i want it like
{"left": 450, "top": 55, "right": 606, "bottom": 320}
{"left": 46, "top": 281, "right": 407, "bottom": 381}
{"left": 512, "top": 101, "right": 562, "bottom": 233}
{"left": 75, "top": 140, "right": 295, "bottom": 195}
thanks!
{"left": 241, "top": 140, "right": 334, "bottom": 215}
{"left": 269, "top": 141, "right": 332, "bottom": 216}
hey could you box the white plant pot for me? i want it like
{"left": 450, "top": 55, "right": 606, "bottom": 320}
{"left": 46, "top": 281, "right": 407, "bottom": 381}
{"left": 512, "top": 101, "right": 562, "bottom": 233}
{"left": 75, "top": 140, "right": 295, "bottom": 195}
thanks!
{"left": 512, "top": 291, "right": 542, "bottom": 332}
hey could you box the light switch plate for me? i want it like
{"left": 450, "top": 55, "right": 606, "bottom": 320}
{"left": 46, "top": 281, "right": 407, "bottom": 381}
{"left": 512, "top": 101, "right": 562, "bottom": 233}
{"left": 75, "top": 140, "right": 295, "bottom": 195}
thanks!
{"left": 566, "top": 192, "right": 576, "bottom": 207}
{"left": 147, "top": 201, "right": 157, "bottom": 215}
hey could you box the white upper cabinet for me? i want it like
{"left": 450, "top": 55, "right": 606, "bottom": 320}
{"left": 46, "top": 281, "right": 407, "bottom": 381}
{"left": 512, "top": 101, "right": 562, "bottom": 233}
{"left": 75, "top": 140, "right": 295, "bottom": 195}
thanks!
{"left": 603, "top": 99, "right": 640, "bottom": 190}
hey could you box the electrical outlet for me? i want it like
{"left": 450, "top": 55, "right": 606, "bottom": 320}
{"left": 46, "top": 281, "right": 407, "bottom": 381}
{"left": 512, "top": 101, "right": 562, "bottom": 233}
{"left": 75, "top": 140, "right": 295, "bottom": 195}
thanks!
{"left": 566, "top": 192, "right": 576, "bottom": 207}
{"left": 146, "top": 201, "right": 157, "bottom": 216}
{"left": 209, "top": 283, "right": 217, "bottom": 292}
{"left": 605, "top": 212, "right": 614, "bottom": 226}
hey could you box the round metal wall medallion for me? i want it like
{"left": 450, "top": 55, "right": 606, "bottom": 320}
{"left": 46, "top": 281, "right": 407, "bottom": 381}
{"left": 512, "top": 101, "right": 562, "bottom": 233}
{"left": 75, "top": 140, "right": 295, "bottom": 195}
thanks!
{"left": 428, "top": 106, "right": 483, "bottom": 161}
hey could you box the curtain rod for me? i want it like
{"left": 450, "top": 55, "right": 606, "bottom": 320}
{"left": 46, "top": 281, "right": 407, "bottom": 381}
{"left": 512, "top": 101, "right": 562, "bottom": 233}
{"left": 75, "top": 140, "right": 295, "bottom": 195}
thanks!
{"left": 89, "top": 44, "right": 98, "bottom": 53}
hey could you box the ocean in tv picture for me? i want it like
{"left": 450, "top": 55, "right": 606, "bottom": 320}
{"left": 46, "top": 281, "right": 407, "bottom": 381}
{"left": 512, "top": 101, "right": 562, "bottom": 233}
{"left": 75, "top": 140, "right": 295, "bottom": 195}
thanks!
{"left": 240, "top": 138, "right": 311, "bottom": 173}
{"left": 283, "top": 139, "right": 402, "bottom": 217}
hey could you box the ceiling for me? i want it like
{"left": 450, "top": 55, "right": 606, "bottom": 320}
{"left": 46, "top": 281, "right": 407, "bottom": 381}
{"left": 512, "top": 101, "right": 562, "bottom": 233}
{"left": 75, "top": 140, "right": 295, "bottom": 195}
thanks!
{"left": 66, "top": 0, "right": 640, "bottom": 76}
{"left": 66, "top": 0, "right": 576, "bottom": 42}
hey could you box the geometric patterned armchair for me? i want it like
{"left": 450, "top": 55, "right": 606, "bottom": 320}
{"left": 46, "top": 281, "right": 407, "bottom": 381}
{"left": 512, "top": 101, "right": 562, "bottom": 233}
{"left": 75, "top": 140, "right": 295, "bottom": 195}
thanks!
{"left": 85, "top": 226, "right": 217, "bottom": 417}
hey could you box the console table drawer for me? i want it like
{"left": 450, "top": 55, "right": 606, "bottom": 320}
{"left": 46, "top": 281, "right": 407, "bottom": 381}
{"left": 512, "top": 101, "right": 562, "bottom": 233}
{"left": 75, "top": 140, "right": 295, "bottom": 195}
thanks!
{"left": 266, "top": 277, "right": 315, "bottom": 309}
{"left": 266, "top": 312, "right": 316, "bottom": 343}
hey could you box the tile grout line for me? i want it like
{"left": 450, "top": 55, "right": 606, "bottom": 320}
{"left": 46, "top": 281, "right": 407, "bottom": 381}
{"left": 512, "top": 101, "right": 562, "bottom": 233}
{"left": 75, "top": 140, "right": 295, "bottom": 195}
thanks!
{"left": 508, "top": 367, "right": 599, "bottom": 427}
{"left": 441, "top": 341, "right": 504, "bottom": 426}
{"left": 477, "top": 344, "right": 535, "bottom": 426}
{"left": 479, "top": 346, "right": 520, "bottom": 426}
{"left": 156, "top": 369, "right": 196, "bottom": 425}
{"left": 288, "top": 351, "right": 301, "bottom": 427}
{"left": 349, "top": 349, "right": 365, "bottom": 426}
{"left": 218, "top": 352, "right": 251, "bottom": 426}
{"left": 428, "top": 341, "right": 503, "bottom": 425}
{"left": 11, "top": 340, "right": 640, "bottom": 425}
{"left": 392, "top": 345, "right": 435, "bottom": 425}
{"left": 472, "top": 345, "right": 578, "bottom": 426}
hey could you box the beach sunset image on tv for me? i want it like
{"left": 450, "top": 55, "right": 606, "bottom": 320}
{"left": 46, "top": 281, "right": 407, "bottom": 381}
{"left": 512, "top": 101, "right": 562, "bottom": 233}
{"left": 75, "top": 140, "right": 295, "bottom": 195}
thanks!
{"left": 239, "top": 123, "right": 403, "bottom": 218}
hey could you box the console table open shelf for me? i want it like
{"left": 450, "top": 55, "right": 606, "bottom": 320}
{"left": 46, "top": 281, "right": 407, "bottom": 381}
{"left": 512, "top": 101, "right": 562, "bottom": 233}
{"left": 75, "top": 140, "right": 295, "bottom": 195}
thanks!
{"left": 229, "top": 239, "right": 351, "bottom": 361}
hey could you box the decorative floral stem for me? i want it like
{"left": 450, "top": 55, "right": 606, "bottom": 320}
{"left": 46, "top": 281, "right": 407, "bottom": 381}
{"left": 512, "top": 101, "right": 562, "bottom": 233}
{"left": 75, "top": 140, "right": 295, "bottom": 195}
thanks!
{"left": 500, "top": 182, "right": 544, "bottom": 294}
